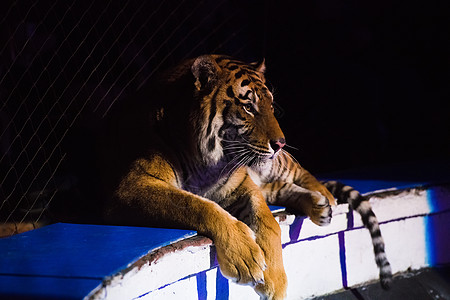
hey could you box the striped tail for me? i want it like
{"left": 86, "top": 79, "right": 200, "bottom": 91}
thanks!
{"left": 322, "top": 181, "right": 393, "bottom": 289}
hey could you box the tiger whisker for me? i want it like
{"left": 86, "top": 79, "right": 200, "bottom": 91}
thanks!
{"left": 219, "top": 149, "right": 251, "bottom": 178}
{"left": 222, "top": 145, "right": 248, "bottom": 151}
{"left": 224, "top": 149, "right": 251, "bottom": 156}
{"left": 275, "top": 153, "right": 292, "bottom": 173}
{"left": 281, "top": 149, "right": 301, "bottom": 167}
{"left": 284, "top": 144, "right": 300, "bottom": 151}
{"left": 229, "top": 152, "right": 253, "bottom": 174}
{"left": 226, "top": 150, "right": 256, "bottom": 177}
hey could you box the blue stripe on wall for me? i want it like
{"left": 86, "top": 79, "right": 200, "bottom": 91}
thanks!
{"left": 215, "top": 268, "right": 229, "bottom": 300}
{"left": 338, "top": 231, "right": 348, "bottom": 289}
{"left": 196, "top": 271, "right": 207, "bottom": 300}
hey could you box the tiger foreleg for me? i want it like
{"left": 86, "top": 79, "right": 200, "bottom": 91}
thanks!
{"left": 253, "top": 204, "right": 287, "bottom": 300}
{"left": 222, "top": 173, "right": 287, "bottom": 299}
{"left": 109, "top": 158, "right": 267, "bottom": 289}
{"left": 292, "top": 167, "right": 337, "bottom": 206}
{"left": 261, "top": 181, "right": 332, "bottom": 226}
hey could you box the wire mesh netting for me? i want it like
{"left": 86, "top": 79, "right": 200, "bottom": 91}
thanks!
{"left": 0, "top": 0, "right": 268, "bottom": 236}
{"left": 2, "top": 0, "right": 450, "bottom": 237}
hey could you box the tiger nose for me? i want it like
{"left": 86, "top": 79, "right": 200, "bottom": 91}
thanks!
{"left": 270, "top": 138, "right": 286, "bottom": 153}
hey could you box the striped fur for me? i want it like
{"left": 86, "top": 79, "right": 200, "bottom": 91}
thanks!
{"left": 250, "top": 149, "right": 392, "bottom": 289}
{"left": 110, "top": 55, "right": 390, "bottom": 299}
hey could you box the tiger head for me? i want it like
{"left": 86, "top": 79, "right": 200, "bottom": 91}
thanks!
{"left": 191, "top": 55, "right": 285, "bottom": 171}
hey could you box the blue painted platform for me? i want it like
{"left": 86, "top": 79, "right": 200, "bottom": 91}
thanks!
{"left": 1, "top": 159, "right": 449, "bottom": 299}
{"left": 0, "top": 224, "right": 195, "bottom": 299}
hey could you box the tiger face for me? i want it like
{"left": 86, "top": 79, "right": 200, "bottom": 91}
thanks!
{"left": 192, "top": 55, "right": 285, "bottom": 171}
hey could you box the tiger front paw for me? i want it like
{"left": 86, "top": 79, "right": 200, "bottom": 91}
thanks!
{"left": 215, "top": 220, "right": 267, "bottom": 286}
{"left": 254, "top": 217, "right": 287, "bottom": 299}
{"left": 309, "top": 191, "right": 332, "bottom": 226}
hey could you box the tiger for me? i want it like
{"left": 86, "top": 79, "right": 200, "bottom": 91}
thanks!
{"left": 105, "top": 54, "right": 392, "bottom": 299}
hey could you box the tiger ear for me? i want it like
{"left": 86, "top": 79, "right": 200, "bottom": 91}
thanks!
{"left": 191, "top": 55, "right": 220, "bottom": 91}
{"left": 251, "top": 58, "right": 266, "bottom": 74}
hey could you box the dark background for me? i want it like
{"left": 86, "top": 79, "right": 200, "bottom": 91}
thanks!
{"left": 1, "top": 0, "right": 449, "bottom": 224}
{"left": 264, "top": 1, "right": 450, "bottom": 172}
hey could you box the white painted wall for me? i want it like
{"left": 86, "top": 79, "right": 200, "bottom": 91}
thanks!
{"left": 88, "top": 185, "right": 450, "bottom": 300}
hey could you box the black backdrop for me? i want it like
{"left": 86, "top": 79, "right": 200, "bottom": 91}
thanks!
{"left": 263, "top": 1, "right": 450, "bottom": 172}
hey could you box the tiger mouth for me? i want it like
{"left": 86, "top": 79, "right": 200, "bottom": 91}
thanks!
{"left": 247, "top": 144, "right": 271, "bottom": 155}
{"left": 245, "top": 146, "right": 277, "bottom": 167}
{"left": 247, "top": 144, "right": 277, "bottom": 159}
